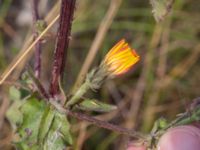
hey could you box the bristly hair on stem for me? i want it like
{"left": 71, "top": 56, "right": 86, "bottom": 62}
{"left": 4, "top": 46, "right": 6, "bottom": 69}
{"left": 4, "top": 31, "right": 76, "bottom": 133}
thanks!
{"left": 50, "top": 0, "right": 76, "bottom": 97}
{"left": 31, "top": 0, "right": 42, "bottom": 78}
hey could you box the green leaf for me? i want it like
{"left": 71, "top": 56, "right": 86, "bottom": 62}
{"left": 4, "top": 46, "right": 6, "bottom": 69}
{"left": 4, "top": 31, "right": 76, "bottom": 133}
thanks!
{"left": 6, "top": 100, "right": 23, "bottom": 130}
{"left": 15, "top": 142, "right": 29, "bottom": 150}
{"left": 151, "top": 117, "right": 168, "bottom": 134}
{"left": 158, "top": 118, "right": 168, "bottom": 129}
{"left": 15, "top": 142, "right": 41, "bottom": 150}
{"left": 9, "top": 95, "right": 73, "bottom": 150}
{"left": 38, "top": 105, "right": 56, "bottom": 143}
{"left": 7, "top": 87, "right": 32, "bottom": 131}
{"left": 77, "top": 99, "right": 117, "bottom": 112}
{"left": 53, "top": 112, "right": 73, "bottom": 145}
{"left": 150, "top": 0, "right": 174, "bottom": 22}
{"left": 18, "top": 97, "right": 46, "bottom": 147}
{"left": 7, "top": 87, "right": 30, "bottom": 129}
{"left": 9, "top": 86, "right": 21, "bottom": 101}
{"left": 42, "top": 112, "right": 73, "bottom": 150}
{"left": 43, "top": 128, "right": 66, "bottom": 150}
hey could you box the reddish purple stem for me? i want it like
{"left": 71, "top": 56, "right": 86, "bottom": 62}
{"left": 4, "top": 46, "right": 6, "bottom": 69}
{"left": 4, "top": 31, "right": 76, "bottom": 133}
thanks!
{"left": 67, "top": 110, "right": 144, "bottom": 139}
{"left": 50, "top": 0, "right": 76, "bottom": 97}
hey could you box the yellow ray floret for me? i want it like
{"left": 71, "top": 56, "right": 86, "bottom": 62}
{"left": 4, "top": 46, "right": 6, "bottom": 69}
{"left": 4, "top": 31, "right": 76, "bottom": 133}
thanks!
{"left": 103, "top": 39, "right": 140, "bottom": 76}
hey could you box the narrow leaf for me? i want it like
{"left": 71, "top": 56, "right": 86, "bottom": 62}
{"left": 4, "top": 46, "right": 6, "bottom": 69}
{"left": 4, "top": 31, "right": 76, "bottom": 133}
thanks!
{"left": 77, "top": 99, "right": 117, "bottom": 112}
{"left": 38, "top": 105, "right": 56, "bottom": 143}
{"left": 43, "top": 112, "right": 73, "bottom": 150}
{"left": 53, "top": 112, "right": 73, "bottom": 145}
{"left": 43, "top": 129, "right": 66, "bottom": 150}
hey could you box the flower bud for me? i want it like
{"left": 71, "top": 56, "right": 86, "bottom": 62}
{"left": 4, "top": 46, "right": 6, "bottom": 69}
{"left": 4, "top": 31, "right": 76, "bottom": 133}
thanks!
{"left": 102, "top": 39, "right": 140, "bottom": 76}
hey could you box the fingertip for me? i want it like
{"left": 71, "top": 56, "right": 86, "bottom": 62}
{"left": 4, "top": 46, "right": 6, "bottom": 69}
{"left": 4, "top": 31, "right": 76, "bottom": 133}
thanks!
{"left": 158, "top": 125, "right": 200, "bottom": 150}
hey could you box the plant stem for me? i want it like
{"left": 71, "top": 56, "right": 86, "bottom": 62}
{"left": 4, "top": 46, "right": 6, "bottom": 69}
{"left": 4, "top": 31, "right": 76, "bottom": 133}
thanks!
{"left": 66, "top": 110, "right": 145, "bottom": 139}
{"left": 0, "top": 2, "right": 60, "bottom": 85}
{"left": 50, "top": 0, "right": 76, "bottom": 97}
{"left": 0, "top": 15, "right": 59, "bottom": 85}
{"left": 31, "top": 0, "right": 42, "bottom": 78}
{"left": 27, "top": 67, "right": 49, "bottom": 99}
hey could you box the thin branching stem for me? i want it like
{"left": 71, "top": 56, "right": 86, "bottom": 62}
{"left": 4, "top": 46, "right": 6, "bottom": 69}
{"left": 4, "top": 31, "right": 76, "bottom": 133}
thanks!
{"left": 31, "top": 0, "right": 42, "bottom": 78}
{"left": 27, "top": 67, "right": 49, "bottom": 99}
{"left": 66, "top": 109, "right": 146, "bottom": 140}
{"left": 0, "top": 15, "right": 59, "bottom": 85}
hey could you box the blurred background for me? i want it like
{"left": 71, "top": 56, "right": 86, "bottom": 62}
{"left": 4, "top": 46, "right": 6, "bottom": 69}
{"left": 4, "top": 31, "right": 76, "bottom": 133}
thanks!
{"left": 0, "top": 0, "right": 200, "bottom": 149}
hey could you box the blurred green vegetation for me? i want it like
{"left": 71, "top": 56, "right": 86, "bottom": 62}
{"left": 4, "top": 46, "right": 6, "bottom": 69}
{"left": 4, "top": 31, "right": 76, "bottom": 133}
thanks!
{"left": 0, "top": 0, "right": 200, "bottom": 149}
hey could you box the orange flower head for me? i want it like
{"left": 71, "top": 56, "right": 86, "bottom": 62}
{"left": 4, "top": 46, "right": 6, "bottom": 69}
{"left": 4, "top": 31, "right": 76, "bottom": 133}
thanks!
{"left": 103, "top": 39, "right": 140, "bottom": 76}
